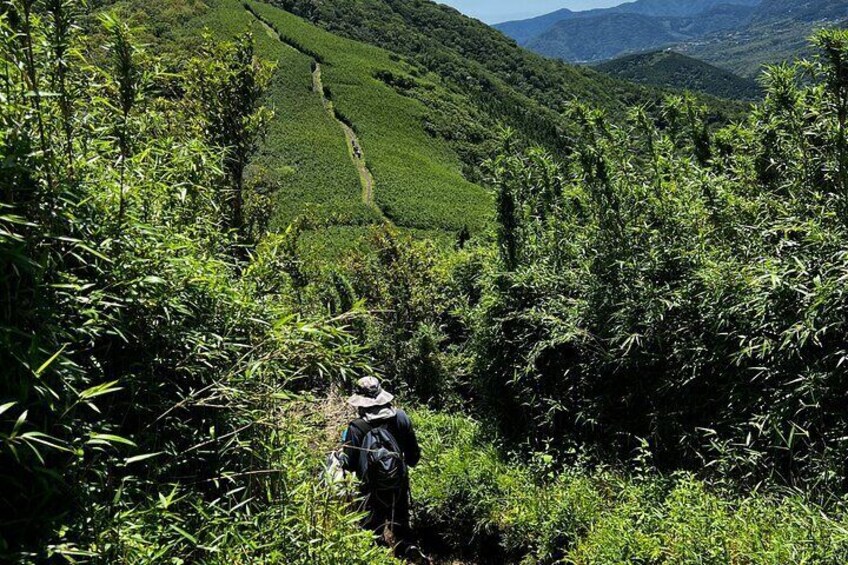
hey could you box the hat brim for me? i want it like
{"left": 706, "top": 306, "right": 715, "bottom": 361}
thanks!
{"left": 347, "top": 390, "right": 394, "bottom": 408}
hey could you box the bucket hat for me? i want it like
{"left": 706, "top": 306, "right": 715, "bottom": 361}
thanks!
{"left": 347, "top": 376, "right": 394, "bottom": 409}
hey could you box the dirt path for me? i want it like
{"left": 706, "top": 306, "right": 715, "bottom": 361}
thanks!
{"left": 311, "top": 63, "right": 376, "bottom": 207}
{"left": 251, "top": 9, "right": 379, "bottom": 211}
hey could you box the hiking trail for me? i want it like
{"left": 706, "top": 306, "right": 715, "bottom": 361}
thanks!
{"left": 249, "top": 7, "right": 380, "bottom": 212}
{"left": 311, "top": 62, "right": 376, "bottom": 208}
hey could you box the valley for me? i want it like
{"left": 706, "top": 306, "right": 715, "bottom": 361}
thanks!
{"left": 498, "top": 0, "right": 848, "bottom": 87}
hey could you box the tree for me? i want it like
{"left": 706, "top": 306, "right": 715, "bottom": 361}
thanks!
{"left": 187, "top": 32, "right": 273, "bottom": 233}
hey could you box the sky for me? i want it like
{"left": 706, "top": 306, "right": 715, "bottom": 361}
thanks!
{"left": 439, "top": 0, "right": 623, "bottom": 24}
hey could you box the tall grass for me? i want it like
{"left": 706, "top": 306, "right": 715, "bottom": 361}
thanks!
{"left": 412, "top": 410, "right": 848, "bottom": 564}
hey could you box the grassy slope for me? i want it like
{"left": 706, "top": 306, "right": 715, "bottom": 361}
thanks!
{"left": 246, "top": 1, "right": 491, "bottom": 233}
{"left": 175, "top": 0, "right": 378, "bottom": 230}
{"left": 134, "top": 0, "right": 491, "bottom": 238}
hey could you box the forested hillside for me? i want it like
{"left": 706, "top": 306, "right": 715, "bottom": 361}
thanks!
{"left": 499, "top": 0, "right": 848, "bottom": 79}
{"left": 6, "top": 0, "right": 848, "bottom": 563}
{"left": 596, "top": 50, "right": 763, "bottom": 100}
{"left": 682, "top": 0, "right": 848, "bottom": 77}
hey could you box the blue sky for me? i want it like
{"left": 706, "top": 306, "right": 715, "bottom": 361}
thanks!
{"left": 439, "top": 0, "right": 622, "bottom": 23}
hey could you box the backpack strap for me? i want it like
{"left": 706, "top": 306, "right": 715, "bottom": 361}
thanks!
{"left": 350, "top": 418, "right": 372, "bottom": 437}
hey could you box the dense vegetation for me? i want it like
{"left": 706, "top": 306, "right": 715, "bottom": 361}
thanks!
{"left": 596, "top": 50, "right": 762, "bottom": 101}
{"left": 7, "top": 0, "right": 848, "bottom": 563}
{"left": 412, "top": 411, "right": 848, "bottom": 563}
{"left": 332, "top": 26, "right": 848, "bottom": 561}
{"left": 473, "top": 33, "right": 848, "bottom": 489}
{"left": 0, "top": 3, "right": 393, "bottom": 561}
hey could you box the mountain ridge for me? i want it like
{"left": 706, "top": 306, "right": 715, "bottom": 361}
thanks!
{"left": 595, "top": 50, "right": 763, "bottom": 100}
{"left": 497, "top": 0, "right": 848, "bottom": 75}
{"left": 496, "top": 0, "right": 761, "bottom": 47}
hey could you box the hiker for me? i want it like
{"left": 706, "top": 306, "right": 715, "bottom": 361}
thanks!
{"left": 342, "top": 376, "right": 422, "bottom": 557}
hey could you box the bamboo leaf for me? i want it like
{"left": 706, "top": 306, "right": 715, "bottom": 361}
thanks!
{"left": 169, "top": 524, "right": 198, "bottom": 545}
{"left": 0, "top": 402, "right": 17, "bottom": 417}
{"left": 35, "top": 345, "right": 67, "bottom": 377}
{"left": 125, "top": 452, "right": 163, "bottom": 465}
{"left": 87, "top": 433, "right": 137, "bottom": 447}
{"left": 79, "top": 380, "right": 123, "bottom": 400}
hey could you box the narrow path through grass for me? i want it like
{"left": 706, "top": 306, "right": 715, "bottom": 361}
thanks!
{"left": 251, "top": 6, "right": 382, "bottom": 215}
{"left": 311, "top": 62, "right": 377, "bottom": 208}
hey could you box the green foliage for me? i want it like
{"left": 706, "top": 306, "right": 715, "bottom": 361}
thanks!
{"left": 596, "top": 50, "right": 763, "bottom": 101}
{"left": 113, "top": 0, "right": 380, "bottom": 233}
{"left": 412, "top": 410, "right": 848, "bottom": 564}
{"left": 0, "top": 4, "right": 392, "bottom": 561}
{"left": 473, "top": 30, "right": 848, "bottom": 491}
{"left": 9, "top": 2, "right": 848, "bottom": 563}
{"left": 499, "top": 0, "right": 847, "bottom": 83}
{"left": 186, "top": 30, "right": 274, "bottom": 231}
{"left": 93, "top": 406, "right": 397, "bottom": 564}
{"left": 338, "top": 226, "right": 473, "bottom": 407}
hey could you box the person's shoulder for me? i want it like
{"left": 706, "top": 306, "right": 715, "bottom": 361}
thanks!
{"left": 347, "top": 419, "right": 368, "bottom": 435}
{"left": 394, "top": 409, "right": 412, "bottom": 427}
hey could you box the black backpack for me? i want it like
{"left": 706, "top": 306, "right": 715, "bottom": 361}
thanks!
{"left": 351, "top": 418, "right": 407, "bottom": 492}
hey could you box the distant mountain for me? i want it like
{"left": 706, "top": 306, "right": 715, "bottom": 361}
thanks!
{"left": 595, "top": 50, "right": 763, "bottom": 100}
{"left": 497, "top": 0, "right": 848, "bottom": 76}
{"left": 604, "top": 0, "right": 761, "bottom": 17}
{"left": 495, "top": 8, "right": 574, "bottom": 46}
{"left": 752, "top": 0, "right": 848, "bottom": 22}
{"left": 680, "top": 0, "right": 848, "bottom": 77}
{"left": 523, "top": 5, "right": 758, "bottom": 63}
{"left": 496, "top": 0, "right": 760, "bottom": 49}
{"left": 526, "top": 13, "right": 679, "bottom": 62}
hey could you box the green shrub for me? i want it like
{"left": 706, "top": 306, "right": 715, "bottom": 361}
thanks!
{"left": 473, "top": 31, "right": 848, "bottom": 491}
{"left": 0, "top": 5, "right": 392, "bottom": 561}
{"left": 411, "top": 411, "right": 848, "bottom": 564}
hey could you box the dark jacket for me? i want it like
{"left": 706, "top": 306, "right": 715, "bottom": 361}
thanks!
{"left": 342, "top": 409, "right": 421, "bottom": 481}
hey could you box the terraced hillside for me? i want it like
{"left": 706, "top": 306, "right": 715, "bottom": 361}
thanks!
{"left": 245, "top": 1, "right": 491, "bottom": 233}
